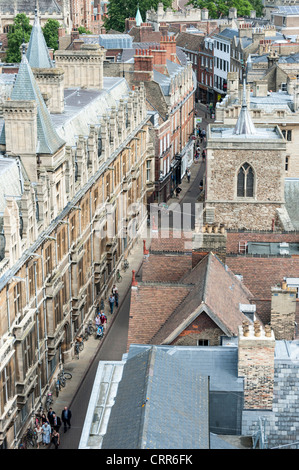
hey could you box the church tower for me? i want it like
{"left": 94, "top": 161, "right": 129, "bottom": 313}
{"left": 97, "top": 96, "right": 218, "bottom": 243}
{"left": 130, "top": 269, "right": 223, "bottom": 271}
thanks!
{"left": 204, "top": 81, "right": 286, "bottom": 230}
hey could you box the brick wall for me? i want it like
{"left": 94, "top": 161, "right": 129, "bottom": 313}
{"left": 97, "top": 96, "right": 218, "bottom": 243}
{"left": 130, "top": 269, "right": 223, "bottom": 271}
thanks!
{"left": 226, "top": 231, "right": 299, "bottom": 254}
{"left": 171, "top": 311, "right": 224, "bottom": 346}
{"left": 226, "top": 255, "right": 299, "bottom": 325}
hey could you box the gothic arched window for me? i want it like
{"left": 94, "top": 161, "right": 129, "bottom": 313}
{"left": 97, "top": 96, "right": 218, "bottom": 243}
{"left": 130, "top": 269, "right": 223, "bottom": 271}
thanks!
{"left": 237, "top": 163, "right": 254, "bottom": 197}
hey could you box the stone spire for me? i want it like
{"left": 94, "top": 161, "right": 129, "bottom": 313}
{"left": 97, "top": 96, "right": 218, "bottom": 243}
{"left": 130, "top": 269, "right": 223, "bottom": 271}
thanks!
{"left": 0, "top": 44, "right": 64, "bottom": 155}
{"left": 233, "top": 79, "right": 256, "bottom": 135}
{"left": 135, "top": 6, "right": 143, "bottom": 26}
{"left": 26, "top": 7, "right": 54, "bottom": 69}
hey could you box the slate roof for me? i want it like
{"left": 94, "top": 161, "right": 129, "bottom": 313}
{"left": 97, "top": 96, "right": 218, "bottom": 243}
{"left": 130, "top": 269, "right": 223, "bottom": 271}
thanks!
{"left": 101, "top": 346, "right": 210, "bottom": 449}
{"left": 176, "top": 32, "right": 204, "bottom": 52}
{"left": 26, "top": 10, "right": 54, "bottom": 69}
{"left": 0, "top": 156, "right": 25, "bottom": 213}
{"left": 0, "top": 0, "right": 61, "bottom": 14}
{"left": 0, "top": 50, "right": 65, "bottom": 155}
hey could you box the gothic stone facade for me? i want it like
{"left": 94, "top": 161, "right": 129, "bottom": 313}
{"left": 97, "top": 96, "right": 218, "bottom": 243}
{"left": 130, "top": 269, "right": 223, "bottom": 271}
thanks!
{"left": 205, "top": 125, "right": 286, "bottom": 230}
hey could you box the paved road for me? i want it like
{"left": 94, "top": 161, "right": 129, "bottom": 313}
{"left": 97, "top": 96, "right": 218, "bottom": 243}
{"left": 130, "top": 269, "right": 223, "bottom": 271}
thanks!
{"left": 59, "top": 284, "right": 133, "bottom": 449}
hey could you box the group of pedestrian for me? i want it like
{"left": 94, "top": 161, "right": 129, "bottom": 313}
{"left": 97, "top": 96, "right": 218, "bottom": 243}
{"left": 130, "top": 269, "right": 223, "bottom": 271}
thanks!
{"left": 108, "top": 285, "right": 119, "bottom": 314}
{"left": 34, "top": 405, "right": 72, "bottom": 449}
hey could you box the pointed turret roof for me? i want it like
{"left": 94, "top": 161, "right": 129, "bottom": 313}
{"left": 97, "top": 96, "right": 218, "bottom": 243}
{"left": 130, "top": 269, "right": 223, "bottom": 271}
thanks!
{"left": 0, "top": 45, "right": 65, "bottom": 155}
{"left": 135, "top": 7, "right": 143, "bottom": 27}
{"left": 26, "top": 8, "right": 54, "bottom": 69}
{"left": 233, "top": 79, "right": 256, "bottom": 136}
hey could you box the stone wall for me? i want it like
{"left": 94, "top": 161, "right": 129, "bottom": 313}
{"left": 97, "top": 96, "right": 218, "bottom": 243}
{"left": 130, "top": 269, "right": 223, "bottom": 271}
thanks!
{"left": 206, "top": 145, "right": 285, "bottom": 230}
{"left": 242, "top": 361, "right": 299, "bottom": 448}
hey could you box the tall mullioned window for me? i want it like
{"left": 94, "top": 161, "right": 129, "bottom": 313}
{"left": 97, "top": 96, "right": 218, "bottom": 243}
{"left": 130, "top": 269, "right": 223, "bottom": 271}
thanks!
{"left": 237, "top": 163, "right": 254, "bottom": 197}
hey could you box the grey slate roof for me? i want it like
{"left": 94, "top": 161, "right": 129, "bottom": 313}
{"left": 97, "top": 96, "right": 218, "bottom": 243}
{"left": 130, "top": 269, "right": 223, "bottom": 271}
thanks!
{"left": 0, "top": 50, "right": 65, "bottom": 155}
{"left": 26, "top": 10, "right": 54, "bottom": 69}
{"left": 102, "top": 346, "right": 210, "bottom": 449}
{"left": 0, "top": 0, "right": 61, "bottom": 14}
{"left": 127, "top": 344, "right": 243, "bottom": 393}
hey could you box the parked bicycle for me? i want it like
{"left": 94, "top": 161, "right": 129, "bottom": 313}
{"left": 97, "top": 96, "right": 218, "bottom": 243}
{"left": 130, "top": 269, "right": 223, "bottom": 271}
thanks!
{"left": 24, "top": 427, "right": 37, "bottom": 449}
{"left": 45, "top": 391, "right": 53, "bottom": 411}
{"left": 74, "top": 336, "right": 83, "bottom": 359}
{"left": 122, "top": 259, "right": 129, "bottom": 271}
{"left": 58, "top": 368, "right": 72, "bottom": 387}
{"left": 55, "top": 378, "right": 61, "bottom": 396}
{"left": 116, "top": 269, "right": 122, "bottom": 282}
{"left": 83, "top": 319, "right": 94, "bottom": 341}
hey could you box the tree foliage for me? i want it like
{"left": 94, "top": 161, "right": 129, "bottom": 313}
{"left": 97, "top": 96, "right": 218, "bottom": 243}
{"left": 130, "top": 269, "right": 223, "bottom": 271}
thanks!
{"left": 78, "top": 26, "right": 92, "bottom": 34}
{"left": 6, "top": 13, "right": 32, "bottom": 63}
{"left": 187, "top": 0, "right": 264, "bottom": 19}
{"left": 43, "top": 19, "right": 61, "bottom": 51}
{"left": 104, "top": 0, "right": 173, "bottom": 32}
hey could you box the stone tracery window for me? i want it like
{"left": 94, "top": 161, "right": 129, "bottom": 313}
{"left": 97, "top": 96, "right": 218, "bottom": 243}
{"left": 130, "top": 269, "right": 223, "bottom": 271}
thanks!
{"left": 237, "top": 162, "right": 254, "bottom": 197}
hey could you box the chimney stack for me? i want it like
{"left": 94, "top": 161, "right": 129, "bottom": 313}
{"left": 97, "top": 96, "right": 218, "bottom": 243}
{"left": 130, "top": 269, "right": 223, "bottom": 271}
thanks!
{"left": 134, "top": 49, "right": 154, "bottom": 82}
{"left": 238, "top": 322, "right": 276, "bottom": 410}
{"left": 270, "top": 282, "right": 297, "bottom": 340}
{"left": 160, "top": 36, "right": 177, "bottom": 62}
{"left": 131, "top": 270, "right": 138, "bottom": 289}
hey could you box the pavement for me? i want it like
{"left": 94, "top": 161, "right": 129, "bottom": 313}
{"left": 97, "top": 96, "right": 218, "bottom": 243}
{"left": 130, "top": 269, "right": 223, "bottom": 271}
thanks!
{"left": 34, "top": 103, "right": 212, "bottom": 448}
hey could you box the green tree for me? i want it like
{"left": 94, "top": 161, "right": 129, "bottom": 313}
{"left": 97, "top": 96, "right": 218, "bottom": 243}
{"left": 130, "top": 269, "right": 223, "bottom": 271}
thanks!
{"left": 78, "top": 26, "right": 92, "bottom": 34}
{"left": 43, "top": 19, "right": 61, "bottom": 51}
{"left": 6, "top": 13, "right": 32, "bottom": 63}
{"left": 104, "top": 0, "right": 173, "bottom": 32}
{"left": 187, "top": 0, "right": 263, "bottom": 19}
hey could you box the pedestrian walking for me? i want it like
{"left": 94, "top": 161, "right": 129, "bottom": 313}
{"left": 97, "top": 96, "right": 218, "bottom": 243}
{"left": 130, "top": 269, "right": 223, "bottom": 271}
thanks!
{"left": 41, "top": 413, "right": 48, "bottom": 425}
{"left": 112, "top": 284, "right": 118, "bottom": 307}
{"left": 108, "top": 294, "right": 115, "bottom": 314}
{"left": 175, "top": 186, "right": 182, "bottom": 198}
{"left": 100, "top": 311, "right": 107, "bottom": 330}
{"left": 50, "top": 429, "right": 60, "bottom": 449}
{"left": 61, "top": 406, "right": 72, "bottom": 433}
{"left": 47, "top": 407, "right": 55, "bottom": 427}
{"left": 35, "top": 423, "right": 43, "bottom": 449}
{"left": 186, "top": 169, "right": 191, "bottom": 183}
{"left": 95, "top": 313, "right": 101, "bottom": 327}
{"left": 52, "top": 412, "right": 61, "bottom": 432}
{"left": 42, "top": 421, "right": 51, "bottom": 446}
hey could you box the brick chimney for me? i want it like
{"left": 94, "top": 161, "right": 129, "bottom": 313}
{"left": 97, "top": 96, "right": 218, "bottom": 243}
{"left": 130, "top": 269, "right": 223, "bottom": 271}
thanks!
{"left": 131, "top": 270, "right": 138, "bottom": 289}
{"left": 125, "top": 17, "right": 136, "bottom": 32}
{"left": 270, "top": 282, "right": 297, "bottom": 340}
{"left": 238, "top": 23, "right": 253, "bottom": 38}
{"left": 160, "top": 36, "right": 177, "bottom": 62}
{"left": 134, "top": 49, "right": 154, "bottom": 82}
{"left": 238, "top": 321, "right": 276, "bottom": 410}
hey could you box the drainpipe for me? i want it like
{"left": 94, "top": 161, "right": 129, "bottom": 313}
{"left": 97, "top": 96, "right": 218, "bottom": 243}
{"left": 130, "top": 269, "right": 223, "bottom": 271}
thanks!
{"left": 6, "top": 284, "right": 10, "bottom": 333}
{"left": 89, "top": 192, "right": 95, "bottom": 308}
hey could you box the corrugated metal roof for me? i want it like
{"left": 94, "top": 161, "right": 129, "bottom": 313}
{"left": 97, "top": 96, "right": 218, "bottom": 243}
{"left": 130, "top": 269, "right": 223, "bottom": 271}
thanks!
{"left": 99, "top": 34, "right": 133, "bottom": 49}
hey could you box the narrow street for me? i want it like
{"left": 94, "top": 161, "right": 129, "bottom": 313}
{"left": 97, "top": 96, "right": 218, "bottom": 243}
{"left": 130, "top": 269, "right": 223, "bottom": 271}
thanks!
{"left": 51, "top": 104, "right": 209, "bottom": 449}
